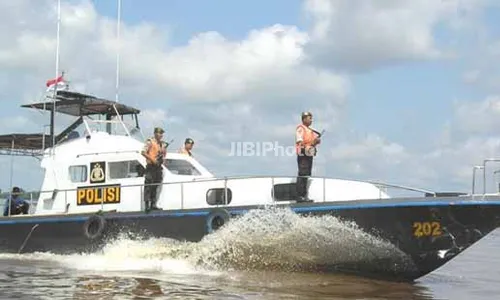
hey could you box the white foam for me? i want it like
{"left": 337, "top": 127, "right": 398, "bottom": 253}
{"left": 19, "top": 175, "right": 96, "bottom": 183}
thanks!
{"left": 0, "top": 207, "right": 414, "bottom": 276}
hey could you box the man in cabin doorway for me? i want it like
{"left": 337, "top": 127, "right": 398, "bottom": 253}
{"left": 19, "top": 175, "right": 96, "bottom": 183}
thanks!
{"left": 141, "top": 127, "right": 167, "bottom": 211}
{"left": 178, "top": 138, "right": 194, "bottom": 157}
{"left": 295, "top": 111, "right": 321, "bottom": 203}
{"left": 3, "top": 187, "right": 30, "bottom": 216}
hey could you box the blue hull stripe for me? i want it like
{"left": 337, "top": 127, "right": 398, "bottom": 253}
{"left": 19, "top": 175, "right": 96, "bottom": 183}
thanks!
{"left": 1, "top": 199, "right": 499, "bottom": 225}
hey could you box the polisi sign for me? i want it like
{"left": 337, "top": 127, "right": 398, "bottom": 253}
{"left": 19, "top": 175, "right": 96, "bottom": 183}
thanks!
{"left": 77, "top": 184, "right": 121, "bottom": 206}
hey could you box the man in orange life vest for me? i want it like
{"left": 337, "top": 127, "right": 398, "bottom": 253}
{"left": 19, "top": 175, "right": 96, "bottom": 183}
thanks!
{"left": 178, "top": 138, "right": 194, "bottom": 156}
{"left": 141, "top": 127, "right": 167, "bottom": 211}
{"left": 295, "top": 111, "right": 321, "bottom": 202}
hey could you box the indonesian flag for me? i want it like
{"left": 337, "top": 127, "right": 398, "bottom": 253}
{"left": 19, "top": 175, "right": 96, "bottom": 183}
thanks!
{"left": 45, "top": 74, "right": 68, "bottom": 92}
{"left": 46, "top": 75, "right": 64, "bottom": 87}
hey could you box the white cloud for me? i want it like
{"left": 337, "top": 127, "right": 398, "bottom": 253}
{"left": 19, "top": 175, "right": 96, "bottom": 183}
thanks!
{"left": 452, "top": 96, "right": 500, "bottom": 135}
{"left": 0, "top": 0, "right": 497, "bottom": 198}
{"left": 0, "top": 0, "right": 349, "bottom": 191}
{"left": 302, "top": 0, "right": 490, "bottom": 70}
{"left": 463, "top": 38, "right": 500, "bottom": 91}
{"left": 323, "top": 93, "right": 500, "bottom": 194}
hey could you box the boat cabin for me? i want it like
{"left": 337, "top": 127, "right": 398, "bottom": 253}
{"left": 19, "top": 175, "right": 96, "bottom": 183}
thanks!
{"left": 0, "top": 90, "right": 395, "bottom": 217}
{"left": 0, "top": 90, "right": 216, "bottom": 216}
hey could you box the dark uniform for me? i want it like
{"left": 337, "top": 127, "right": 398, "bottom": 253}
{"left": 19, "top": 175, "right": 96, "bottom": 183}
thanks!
{"left": 295, "top": 112, "right": 320, "bottom": 202}
{"left": 3, "top": 187, "right": 29, "bottom": 216}
{"left": 142, "top": 127, "right": 167, "bottom": 211}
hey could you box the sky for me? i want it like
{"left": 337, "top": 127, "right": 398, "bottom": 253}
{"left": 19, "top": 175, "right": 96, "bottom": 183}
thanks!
{"left": 1, "top": 0, "right": 500, "bottom": 196}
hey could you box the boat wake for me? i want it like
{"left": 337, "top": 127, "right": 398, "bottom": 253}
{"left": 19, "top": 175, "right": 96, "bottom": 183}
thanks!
{"left": 0, "top": 207, "right": 416, "bottom": 276}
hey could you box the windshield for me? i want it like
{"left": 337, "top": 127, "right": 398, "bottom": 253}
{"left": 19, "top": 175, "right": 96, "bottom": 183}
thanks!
{"left": 164, "top": 159, "right": 202, "bottom": 176}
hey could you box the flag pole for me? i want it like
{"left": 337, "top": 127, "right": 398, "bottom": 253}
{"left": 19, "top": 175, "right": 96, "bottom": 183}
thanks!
{"left": 50, "top": 0, "right": 62, "bottom": 153}
{"left": 115, "top": 0, "right": 121, "bottom": 103}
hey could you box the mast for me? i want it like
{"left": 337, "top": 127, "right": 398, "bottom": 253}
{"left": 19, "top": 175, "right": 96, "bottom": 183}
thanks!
{"left": 107, "top": 0, "right": 122, "bottom": 134}
{"left": 50, "top": 0, "right": 62, "bottom": 151}
{"left": 115, "top": 0, "right": 121, "bottom": 103}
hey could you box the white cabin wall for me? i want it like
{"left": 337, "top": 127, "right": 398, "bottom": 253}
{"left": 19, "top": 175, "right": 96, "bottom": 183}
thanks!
{"left": 30, "top": 132, "right": 392, "bottom": 216}
{"left": 65, "top": 152, "right": 146, "bottom": 214}
{"left": 33, "top": 133, "right": 149, "bottom": 215}
{"left": 35, "top": 162, "right": 70, "bottom": 214}
{"left": 308, "top": 178, "right": 391, "bottom": 202}
{"left": 35, "top": 167, "right": 54, "bottom": 214}
{"left": 157, "top": 177, "right": 390, "bottom": 211}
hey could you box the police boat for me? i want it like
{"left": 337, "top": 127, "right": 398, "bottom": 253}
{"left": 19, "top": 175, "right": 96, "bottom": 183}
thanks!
{"left": 0, "top": 89, "right": 500, "bottom": 282}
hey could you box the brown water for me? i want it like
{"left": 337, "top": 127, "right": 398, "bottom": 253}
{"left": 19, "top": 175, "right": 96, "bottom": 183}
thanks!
{"left": 0, "top": 209, "right": 498, "bottom": 299}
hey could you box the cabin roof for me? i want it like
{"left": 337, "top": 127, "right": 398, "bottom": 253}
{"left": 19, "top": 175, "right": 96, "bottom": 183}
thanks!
{"left": 0, "top": 133, "right": 47, "bottom": 150}
{"left": 20, "top": 90, "right": 140, "bottom": 117}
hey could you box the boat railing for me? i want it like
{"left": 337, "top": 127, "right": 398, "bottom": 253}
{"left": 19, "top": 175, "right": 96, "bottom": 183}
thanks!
{"left": 5, "top": 174, "right": 442, "bottom": 217}
{"left": 470, "top": 158, "right": 500, "bottom": 197}
{"left": 83, "top": 118, "right": 133, "bottom": 136}
{"left": 82, "top": 100, "right": 142, "bottom": 138}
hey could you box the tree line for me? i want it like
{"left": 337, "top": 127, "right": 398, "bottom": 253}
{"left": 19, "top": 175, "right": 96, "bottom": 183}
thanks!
{"left": 0, "top": 191, "right": 40, "bottom": 199}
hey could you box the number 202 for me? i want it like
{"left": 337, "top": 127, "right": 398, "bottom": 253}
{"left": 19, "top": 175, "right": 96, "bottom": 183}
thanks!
{"left": 413, "top": 221, "right": 442, "bottom": 237}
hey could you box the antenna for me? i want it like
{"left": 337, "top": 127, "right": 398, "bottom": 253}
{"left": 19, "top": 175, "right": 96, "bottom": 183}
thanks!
{"left": 50, "top": 0, "right": 62, "bottom": 153}
{"left": 115, "top": 0, "right": 121, "bottom": 103}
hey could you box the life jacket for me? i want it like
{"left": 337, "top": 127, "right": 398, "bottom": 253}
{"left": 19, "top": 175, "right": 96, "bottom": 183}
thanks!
{"left": 296, "top": 124, "right": 317, "bottom": 155}
{"left": 147, "top": 138, "right": 164, "bottom": 164}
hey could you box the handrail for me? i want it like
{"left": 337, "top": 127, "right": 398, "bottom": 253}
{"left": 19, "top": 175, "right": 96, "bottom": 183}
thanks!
{"left": 84, "top": 120, "right": 124, "bottom": 124}
{"left": 9, "top": 158, "right": 500, "bottom": 217}
{"left": 112, "top": 104, "right": 131, "bottom": 136}
{"left": 482, "top": 159, "right": 500, "bottom": 194}
{"left": 5, "top": 173, "right": 471, "bottom": 217}
{"left": 493, "top": 169, "right": 500, "bottom": 193}
{"left": 472, "top": 165, "right": 484, "bottom": 195}
{"left": 82, "top": 119, "right": 92, "bottom": 135}
{"left": 76, "top": 150, "right": 140, "bottom": 158}
{"left": 188, "top": 174, "right": 435, "bottom": 196}
{"left": 363, "top": 180, "right": 436, "bottom": 196}
{"left": 21, "top": 174, "right": 435, "bottom": 199}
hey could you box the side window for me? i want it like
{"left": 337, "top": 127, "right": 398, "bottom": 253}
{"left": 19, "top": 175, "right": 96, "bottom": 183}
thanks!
{"left": 165, "top": 159, "right": 202, "bottom": 176}
{"left": 108, "top": 160, "right": 145, "bottom": 179}
{"left": 272, "top": 183, "right": 297, "bottom": 201}
{"left": 69, "top": 165, "right": 87, "bottom": 183}
{"left": 206, "top": 188, "right": 232, "bottom": 205}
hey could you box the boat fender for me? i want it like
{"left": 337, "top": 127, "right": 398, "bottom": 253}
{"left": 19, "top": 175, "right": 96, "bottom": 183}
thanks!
{"left": 206, "top": 208, "right": 231, "bottom": 234}
{"left": 83, "top": 214, "right": 106, "bottom": 240}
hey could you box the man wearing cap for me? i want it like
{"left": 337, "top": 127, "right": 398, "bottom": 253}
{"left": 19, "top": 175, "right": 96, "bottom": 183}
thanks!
{"left": 178, "top": 138, "right": 194, "bottom": 156}
{"left": 141, "top": 127, "right": 167, "bottom": 211}
{"left": 295, "top": 111, "right": 321, "bottom": 202}
{"left": 3, "top": 187, "right": 29, "bottom": 216}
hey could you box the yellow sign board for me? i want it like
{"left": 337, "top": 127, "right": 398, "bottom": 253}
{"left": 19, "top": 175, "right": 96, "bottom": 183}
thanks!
{"left": 77, "top": 184, "right": 121, "bottom": 206}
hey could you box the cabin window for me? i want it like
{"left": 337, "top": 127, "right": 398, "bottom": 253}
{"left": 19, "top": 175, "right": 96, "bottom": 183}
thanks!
{"left": 165, "top": 159, "right": 202, "bottom": 176}
{"left": 271, "top": 183, "right": 297, "bottom": 201}
{"left": 69, "top": 165, "right": 87, "bottom": 183}
{"left": 206, "top": 188, "right": 232, "bottom": 205}
{"left": 108, "top": 160, "right": 145, "bottom": 179}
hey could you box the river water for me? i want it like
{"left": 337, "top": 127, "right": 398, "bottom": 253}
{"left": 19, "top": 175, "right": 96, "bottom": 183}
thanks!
{"left": 0, "top": 208, "right": 498, "bottom": 299}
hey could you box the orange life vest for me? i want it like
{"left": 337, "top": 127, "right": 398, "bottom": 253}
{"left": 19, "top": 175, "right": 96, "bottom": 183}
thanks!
{"left": 147, "top": 138, "right": 164, "bottom": 164}
{"left": 296, "top": 124, "right": 317, "bottom": 155}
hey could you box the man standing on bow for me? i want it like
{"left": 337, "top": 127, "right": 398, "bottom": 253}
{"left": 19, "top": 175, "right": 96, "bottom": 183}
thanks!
{"left": 295, "top": 111, "right": 321, "bottom": 202}
{"left": 141, "top": 127, "right": 167, "bottom": 211}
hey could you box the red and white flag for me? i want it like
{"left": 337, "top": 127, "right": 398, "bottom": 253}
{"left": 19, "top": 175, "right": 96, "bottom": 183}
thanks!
{"left": 46, "top": 75, "right": 64, "bottom": 87}
{"left": 45, "top": 74, "right": 68, "bottom": 92}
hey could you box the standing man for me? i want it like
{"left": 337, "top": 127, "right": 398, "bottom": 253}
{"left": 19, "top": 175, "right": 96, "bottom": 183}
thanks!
{"left": 295, "top": 111, "right": 321, "bottom": 202}
{"left": 178, "top": 138, "right": 194, "bottom": 156}
{"left": 141, "top": 127, "right": 167, "bottom": 211}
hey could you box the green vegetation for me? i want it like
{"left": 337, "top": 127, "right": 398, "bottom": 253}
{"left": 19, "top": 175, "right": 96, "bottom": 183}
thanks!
{"left": 0, "top": 191, "right": 40, "bottom": 199}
